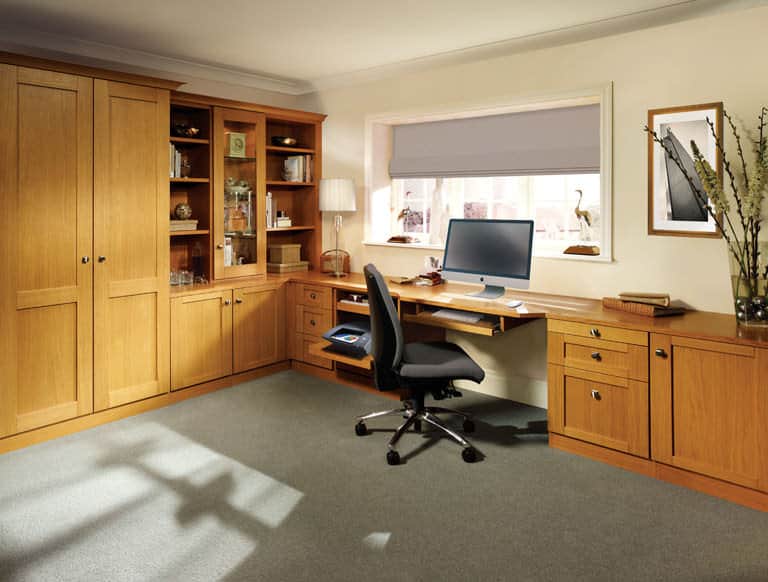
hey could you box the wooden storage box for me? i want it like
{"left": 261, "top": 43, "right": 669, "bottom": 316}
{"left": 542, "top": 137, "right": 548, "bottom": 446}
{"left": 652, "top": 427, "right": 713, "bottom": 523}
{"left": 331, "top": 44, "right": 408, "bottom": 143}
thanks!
{"left": 269, "top": 243, "right": 301, "bottom": 264}
{"left": 267, "top": 260, "right": 309, "bottom": 273}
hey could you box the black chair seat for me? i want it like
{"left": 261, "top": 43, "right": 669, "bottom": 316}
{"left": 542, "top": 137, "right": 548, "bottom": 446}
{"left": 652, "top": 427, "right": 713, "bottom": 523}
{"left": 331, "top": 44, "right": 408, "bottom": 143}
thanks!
{"left": 400, "top": 342, "right": 485, "bottom": 383}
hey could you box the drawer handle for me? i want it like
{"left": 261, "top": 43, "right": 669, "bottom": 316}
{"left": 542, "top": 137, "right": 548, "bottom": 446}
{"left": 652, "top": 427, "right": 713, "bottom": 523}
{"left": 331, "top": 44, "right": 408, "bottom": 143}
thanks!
{"left": 310, "top": 319, "right": 316, "bottom": 326}
{"left": 590, "top": 352, "right": 601, "bottom": 361}
{"left": 235, "top": 298, "right": 243, "bottom": 304}
{"left": 310, "top": 293, "right": 317, "bottom": 300}
{"left": 223, "top": 299, "right": 231, "bottom": 306}
{"left": 590, "top": 389, "right": 601, "bottom": 401}
{"left": 655, "top": 348, "right": 668, "bottom": 358}
{"left": 589, "top": 327, "right": 601, "bottom": 337}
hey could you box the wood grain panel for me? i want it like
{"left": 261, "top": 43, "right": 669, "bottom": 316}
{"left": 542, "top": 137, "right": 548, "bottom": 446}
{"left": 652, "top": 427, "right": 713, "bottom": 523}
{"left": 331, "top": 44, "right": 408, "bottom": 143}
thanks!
{"left": 548, "top": 319, "right": 648, "bottom": 346}
{"left": 233, "top": 284, "right": 286, "bottom": 373}
{"left": 94, "top": 80, "right": 169, "bottom": 411}
{"left": 296, "top": 304, "right": 332, "bottom": 337}
{"left": 671, "top": 345, "right": 760, "bottom": 488}
{"left": 171, "top": 291, "right": 233, "bottom": 390}
{"left": 549, "top": 332, "right": 648, "bottom": 381}
{"left": 0, "top": 65, "right": 93, "bottom": 437}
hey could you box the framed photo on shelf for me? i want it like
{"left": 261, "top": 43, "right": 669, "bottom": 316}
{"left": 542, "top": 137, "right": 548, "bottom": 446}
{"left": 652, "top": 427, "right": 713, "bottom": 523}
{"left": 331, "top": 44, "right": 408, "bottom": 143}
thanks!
{"left": 647, "top": 102, "right": 723, "bottom": 237}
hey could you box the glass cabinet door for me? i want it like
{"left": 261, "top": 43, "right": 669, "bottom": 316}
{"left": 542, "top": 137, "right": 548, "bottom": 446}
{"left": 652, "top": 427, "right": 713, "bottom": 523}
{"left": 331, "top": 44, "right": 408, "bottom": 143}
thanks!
{"left": 213, "top": 107, "right": 266, "bottom": 279}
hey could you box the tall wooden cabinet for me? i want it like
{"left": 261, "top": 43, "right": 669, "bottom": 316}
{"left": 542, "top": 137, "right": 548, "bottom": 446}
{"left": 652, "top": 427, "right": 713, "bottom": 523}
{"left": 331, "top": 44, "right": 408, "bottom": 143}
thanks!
{"left": 0, "top": 65, "right": 94, "bottom": 436}
{"left": 0, "top": 58, "right": 173, "bottom": 438}
{"left": 93, "top": 81, "right": 170, "bottom": 410}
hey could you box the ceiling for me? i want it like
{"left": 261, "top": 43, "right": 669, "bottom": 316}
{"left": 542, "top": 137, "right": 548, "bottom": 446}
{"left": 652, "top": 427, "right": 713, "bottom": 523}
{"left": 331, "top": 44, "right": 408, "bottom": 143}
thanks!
{"left": 0, "top": 0, "right": 759, "bottom": 94}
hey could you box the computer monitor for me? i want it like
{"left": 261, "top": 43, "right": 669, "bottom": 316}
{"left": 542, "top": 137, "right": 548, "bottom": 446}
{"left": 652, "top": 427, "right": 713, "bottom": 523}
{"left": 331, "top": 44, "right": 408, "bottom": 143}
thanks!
{"left": 441, "top": 218, "right": 534, "bottom": 299}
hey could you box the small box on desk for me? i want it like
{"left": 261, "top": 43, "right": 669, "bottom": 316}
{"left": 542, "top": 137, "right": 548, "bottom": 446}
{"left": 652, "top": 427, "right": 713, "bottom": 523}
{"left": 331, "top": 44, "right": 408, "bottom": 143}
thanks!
{"left": 267, "top": 260, "right": 309, "bottom": 273}
{"left": 269, "top": 243, "right": 301, "bottom": 264}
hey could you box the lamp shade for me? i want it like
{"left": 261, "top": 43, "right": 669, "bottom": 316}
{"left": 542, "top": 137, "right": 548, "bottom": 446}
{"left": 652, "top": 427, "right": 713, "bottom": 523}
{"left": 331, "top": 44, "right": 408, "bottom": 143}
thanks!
{"left": 319, "top": 178, "right": 356, "bottom": 212}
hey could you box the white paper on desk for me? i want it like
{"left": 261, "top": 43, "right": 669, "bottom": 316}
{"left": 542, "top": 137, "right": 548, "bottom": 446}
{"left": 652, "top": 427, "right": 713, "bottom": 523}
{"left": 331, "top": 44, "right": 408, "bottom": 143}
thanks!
{"left": 516, "top": 306, "right": 529, "bottom": 314}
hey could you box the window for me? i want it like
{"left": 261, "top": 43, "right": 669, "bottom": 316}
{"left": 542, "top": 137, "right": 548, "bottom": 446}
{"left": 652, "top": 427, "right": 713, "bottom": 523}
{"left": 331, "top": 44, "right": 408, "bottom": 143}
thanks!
{"left": 392, "top": 174, "right": 601, "bottom": 252}
{"left": 365, "top": 86, "right": 612, "bottom": 260}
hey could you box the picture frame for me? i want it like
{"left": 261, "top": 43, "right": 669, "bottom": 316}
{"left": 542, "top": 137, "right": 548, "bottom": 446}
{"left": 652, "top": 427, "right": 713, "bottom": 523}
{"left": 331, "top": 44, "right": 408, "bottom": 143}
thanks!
{"left": 647, "top": 102, "right": 723, "bottom": 237}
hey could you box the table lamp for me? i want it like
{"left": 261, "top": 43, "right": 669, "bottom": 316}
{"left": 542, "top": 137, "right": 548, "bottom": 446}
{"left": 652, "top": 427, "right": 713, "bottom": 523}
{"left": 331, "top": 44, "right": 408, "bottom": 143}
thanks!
{"left": 319, "top": 178, "right": 356, "bottom": 277}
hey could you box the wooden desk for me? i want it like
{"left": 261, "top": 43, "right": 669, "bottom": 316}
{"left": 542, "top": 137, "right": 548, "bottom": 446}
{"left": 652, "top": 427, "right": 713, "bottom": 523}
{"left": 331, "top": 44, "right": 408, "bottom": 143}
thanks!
{"left": 278, "top": 271, "right": 768, "bottom": 512}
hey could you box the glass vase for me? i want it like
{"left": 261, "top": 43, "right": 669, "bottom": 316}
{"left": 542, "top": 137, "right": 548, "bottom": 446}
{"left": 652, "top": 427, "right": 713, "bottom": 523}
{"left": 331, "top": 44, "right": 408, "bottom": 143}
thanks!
{"left": 730, "top": 257, "right": 768, "bottom": 327}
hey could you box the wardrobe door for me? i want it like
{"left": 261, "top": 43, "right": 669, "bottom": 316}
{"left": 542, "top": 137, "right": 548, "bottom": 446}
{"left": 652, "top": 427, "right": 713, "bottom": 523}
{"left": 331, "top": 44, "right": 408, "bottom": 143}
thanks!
{"left": 0, "top": 65, "right": 93, "bottom": 436}
{"left": 93, "top": 80, "right": 170, "bottom": 410}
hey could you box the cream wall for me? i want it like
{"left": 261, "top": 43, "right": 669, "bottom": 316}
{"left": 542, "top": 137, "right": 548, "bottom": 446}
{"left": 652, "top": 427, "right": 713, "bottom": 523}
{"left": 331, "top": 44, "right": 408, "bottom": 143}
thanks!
{"left": 300, "top": 5, "right": 768, "bottom": 406}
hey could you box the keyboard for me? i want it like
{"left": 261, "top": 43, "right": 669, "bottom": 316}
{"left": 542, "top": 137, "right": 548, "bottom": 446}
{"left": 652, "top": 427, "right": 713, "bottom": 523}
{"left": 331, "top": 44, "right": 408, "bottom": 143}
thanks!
{"left": 432, "top": 308, "right": 483, "bottom": 324}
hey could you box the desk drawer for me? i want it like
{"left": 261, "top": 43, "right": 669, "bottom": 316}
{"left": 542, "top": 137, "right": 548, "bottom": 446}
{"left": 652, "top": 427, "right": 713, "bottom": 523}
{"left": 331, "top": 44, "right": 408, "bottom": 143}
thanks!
{"left": 548, "top": 333, "right": 648, "bottom": 381}
{"left": 548, "top": 319, "right": 648, "bottom": 346}
{"left": 299, "top": 334, "right": 333, "bottom": 369}
{"left": 296, "top": 284, "right": 333, "bottom": 310}
{"left": 296, "top": 305, "right": 332, "bottom": 337}
{"left": 547, "top": 365, "right": 649, "bottom": 458}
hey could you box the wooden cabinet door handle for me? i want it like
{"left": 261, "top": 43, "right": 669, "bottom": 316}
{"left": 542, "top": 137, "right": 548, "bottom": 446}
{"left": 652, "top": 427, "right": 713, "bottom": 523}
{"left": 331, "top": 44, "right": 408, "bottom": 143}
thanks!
{"left": 223, "top": 299, "right": 231, "bottom": 306}
{"left": 310, "top": 319, "right": 316, "bottom": 326}
{"left": 81, "top": 256, "right": 90, "bottom": 264}
{"left": 235, "top": 298, "right": 243, "bottom": 304}
{"left": 589, "top": 327, "right": 600, "bottom": 337}
{"left": 98, "top": 255, "right": 107, "bottom": 263}
{"left": 310, "top": 292, "right": 317, "bottom": 300}
{"left": 590, "top": 352, "right": 601, "bottom": 361}
{"left": 655, "top": 348, "right": 668, "bottom": 358}
{"left": 590, "top": 389, "right": 601, "bottom": 401}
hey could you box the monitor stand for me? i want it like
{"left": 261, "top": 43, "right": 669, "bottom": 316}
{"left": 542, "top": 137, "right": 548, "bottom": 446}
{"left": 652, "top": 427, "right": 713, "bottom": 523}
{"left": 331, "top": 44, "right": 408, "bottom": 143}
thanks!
{"left": 466, "top": 285, "right": 505, "bottom": 300}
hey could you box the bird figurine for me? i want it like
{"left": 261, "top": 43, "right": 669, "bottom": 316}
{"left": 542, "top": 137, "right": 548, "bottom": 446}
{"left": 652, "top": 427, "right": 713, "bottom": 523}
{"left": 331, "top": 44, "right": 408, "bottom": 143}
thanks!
{"left": 574, "top": 189, "right": 592, "bottom": 227}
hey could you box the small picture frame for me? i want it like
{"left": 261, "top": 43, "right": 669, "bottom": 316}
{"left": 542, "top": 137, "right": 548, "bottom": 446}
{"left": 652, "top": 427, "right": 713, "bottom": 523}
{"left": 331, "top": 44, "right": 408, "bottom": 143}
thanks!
{"left": 647, "top": 102, "right": 723, "bottom": 237}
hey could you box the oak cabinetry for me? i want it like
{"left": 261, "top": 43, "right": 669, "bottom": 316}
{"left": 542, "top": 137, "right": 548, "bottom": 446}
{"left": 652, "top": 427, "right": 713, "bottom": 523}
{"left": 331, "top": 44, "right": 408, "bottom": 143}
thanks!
{"left": 0, "top": 65, "right": 94, "bottom": 436}
{"left": 548, "top": 320, "right": 650, "bottom": 458}
{"left": 93, "top": 80, "right": 170, "bottom": 410}
{"left": 171, "top": 290, "right": 233, "bottom": 390}
{"left": 170, "top": 283, "right": 286, "bottom": 390}
{"left": 233, "top": 284, "right": 286, "bottom": 373}
{"left": 287, "top": 283, "right": 334, "bottom": 369}
{"left": 650, "top": 334, "right": 768, "bottom": 491}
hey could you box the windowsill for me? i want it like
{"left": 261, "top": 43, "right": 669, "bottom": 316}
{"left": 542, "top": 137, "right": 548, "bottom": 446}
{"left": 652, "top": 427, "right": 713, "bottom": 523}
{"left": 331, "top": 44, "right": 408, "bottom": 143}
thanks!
{"left": 363, "top": 240, "right": 445, "bottom": 251}
{"left": 363, "top": 240, "right": 613, "bottom": 263}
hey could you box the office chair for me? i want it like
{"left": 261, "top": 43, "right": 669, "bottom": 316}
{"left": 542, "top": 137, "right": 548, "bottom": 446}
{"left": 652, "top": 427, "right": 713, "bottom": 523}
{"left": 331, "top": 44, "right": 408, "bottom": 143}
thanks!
{"left": 355, "top": 264, "right": 485, "bottom": 464}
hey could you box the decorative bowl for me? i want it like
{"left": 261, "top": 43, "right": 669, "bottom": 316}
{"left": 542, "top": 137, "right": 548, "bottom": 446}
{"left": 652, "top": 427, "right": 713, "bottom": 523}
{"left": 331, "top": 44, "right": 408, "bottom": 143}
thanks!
{"left": 271, "top": 136, "right": 298, "bottom": 147}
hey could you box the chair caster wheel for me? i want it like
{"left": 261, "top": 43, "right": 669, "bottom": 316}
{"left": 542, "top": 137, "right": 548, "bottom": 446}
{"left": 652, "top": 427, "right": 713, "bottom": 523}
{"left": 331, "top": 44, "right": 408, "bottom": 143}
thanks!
{"left": 355, "top": 422, "right": 368, "bottom": 436}
{"left": 462, "top": 447, "right": 478, "bottom": 463}
{"left": 462, "top": 419, "right": 475, "bottom": 433}
{"left": 386, "top": 450, "right": 401, "bottom": 466}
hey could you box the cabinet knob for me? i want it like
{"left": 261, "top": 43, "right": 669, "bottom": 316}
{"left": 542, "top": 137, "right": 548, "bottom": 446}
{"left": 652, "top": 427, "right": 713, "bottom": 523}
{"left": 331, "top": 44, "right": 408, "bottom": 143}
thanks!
{"left": 655, "top": 348, "right": 668, "bottom": 358}
{"left": 590, "top": 389, "right": 601, "bottom": 401}
{"left": 223, "top": 299, "right": 231, "bottom": 306}
{"left": 310, "top": 293, "right": 317, "bottom": 300}
{"left": 81, "top": 256, "right": 90, "bottom": 264}
{"left": 590, "top": 352, "right": 601, "bottom": 361}
{"left": 589, "top": 327, "right": 601, "bottom": 337}
{"left": 98, "top": 256, "right": 107, "bottom": 263}
{"left": 217, "top": 244, "right": 224, "bottom": 249}
{"left": 310, "top": 319, "right": 316, "bottom": 326}
{"left": 235, "top": 298, "right": 243, "bottom": 304}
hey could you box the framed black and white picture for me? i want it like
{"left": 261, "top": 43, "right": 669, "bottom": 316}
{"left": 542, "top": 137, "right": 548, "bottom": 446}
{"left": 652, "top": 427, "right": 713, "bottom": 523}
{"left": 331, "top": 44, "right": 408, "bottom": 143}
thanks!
{"left": 647, "top": 102, "right": 723, "bottom": 237}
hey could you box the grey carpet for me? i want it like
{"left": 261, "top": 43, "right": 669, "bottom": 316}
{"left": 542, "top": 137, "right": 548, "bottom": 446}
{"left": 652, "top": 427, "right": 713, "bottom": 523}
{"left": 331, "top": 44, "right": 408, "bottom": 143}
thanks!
{"left": 0, "top": 370, "right": 766, "bottom": 582}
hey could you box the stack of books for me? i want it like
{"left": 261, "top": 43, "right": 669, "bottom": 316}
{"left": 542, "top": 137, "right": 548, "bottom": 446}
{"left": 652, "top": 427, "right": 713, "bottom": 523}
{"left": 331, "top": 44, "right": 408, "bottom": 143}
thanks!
{"left": 602, "top": 292, "right": 685, "bottom": 317}
{"left": 169, "top": 145, "right": 183, "bottom": 178}
{"left": 282, "top": 155, "right": 313, "bottom": 182}
{"left": 170, "top": 219, "right": 198, "bottom": 232}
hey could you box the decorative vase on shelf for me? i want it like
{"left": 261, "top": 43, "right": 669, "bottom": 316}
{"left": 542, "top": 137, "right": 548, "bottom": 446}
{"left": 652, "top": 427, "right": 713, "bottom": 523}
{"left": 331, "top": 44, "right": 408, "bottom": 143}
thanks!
{"left": 730, "top": 246, "right": 768, "bottom": 327}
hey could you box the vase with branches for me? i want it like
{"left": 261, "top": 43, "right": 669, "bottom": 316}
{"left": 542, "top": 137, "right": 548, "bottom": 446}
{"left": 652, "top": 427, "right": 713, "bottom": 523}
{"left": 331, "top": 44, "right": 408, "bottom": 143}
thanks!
{"left": 645, "top": 106, "right": 768, "bottom": 325}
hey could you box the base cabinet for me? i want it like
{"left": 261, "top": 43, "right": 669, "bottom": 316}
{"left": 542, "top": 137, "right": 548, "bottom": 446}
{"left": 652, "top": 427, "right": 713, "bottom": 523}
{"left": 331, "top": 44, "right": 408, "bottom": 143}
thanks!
{"left": 171, "top": 283, "right": 285, "bottom": 390}
{"left": 233, "top": 284, "right": 286, "bottom": 373}
{"left": 171, "top": 291, "right": 233, "bottom": 390}
{"left": 650, "top": 334, "right": 768, "bottom": 492}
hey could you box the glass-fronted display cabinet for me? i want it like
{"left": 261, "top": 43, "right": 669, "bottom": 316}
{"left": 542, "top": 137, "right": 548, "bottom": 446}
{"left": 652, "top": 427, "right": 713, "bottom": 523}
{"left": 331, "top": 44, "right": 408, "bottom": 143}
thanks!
{"left": 213, "top": 107, "right": 266, "bottom": 279}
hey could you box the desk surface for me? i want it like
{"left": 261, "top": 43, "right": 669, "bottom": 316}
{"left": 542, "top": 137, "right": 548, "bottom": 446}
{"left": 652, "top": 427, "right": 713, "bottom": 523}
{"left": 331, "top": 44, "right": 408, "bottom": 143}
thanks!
{"left": 170, "top": 271, "right": 768, "bottom": 348}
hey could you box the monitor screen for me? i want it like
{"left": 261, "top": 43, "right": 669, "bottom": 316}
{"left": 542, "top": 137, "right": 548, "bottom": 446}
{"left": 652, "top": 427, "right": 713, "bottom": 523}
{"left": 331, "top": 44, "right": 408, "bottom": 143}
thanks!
{"left": 442, "top": 219, "right": 534, "bottom": 288}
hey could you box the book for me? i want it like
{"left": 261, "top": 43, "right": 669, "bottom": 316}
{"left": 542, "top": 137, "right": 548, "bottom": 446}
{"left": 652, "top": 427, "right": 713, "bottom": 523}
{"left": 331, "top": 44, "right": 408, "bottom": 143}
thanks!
{"left": 602, "top": 297, "right": 684, "bottom": 317}
{"left": 618, "top": 292, "right": 671, "bottom": 307}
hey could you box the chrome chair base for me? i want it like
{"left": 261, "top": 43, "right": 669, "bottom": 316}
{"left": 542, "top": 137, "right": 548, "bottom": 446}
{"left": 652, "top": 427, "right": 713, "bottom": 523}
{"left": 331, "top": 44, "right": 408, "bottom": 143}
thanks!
{"left": 355, "top": 402, "right": 478, "bottom": 464}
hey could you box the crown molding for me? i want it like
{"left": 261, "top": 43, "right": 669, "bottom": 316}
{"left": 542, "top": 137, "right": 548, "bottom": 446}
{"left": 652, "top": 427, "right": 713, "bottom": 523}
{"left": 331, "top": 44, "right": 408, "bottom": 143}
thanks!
{"left": 305, "top": 0, "right": 763, "bottom": 94}
{"left": 0, "top": 25, "right": 312, "bottom": 95}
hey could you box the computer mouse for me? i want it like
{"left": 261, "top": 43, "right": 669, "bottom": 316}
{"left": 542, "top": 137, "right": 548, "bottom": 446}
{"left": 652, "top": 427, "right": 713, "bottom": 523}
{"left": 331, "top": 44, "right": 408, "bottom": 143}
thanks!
{"left": 506, "top": 299, "right": 523, "bottom": 308}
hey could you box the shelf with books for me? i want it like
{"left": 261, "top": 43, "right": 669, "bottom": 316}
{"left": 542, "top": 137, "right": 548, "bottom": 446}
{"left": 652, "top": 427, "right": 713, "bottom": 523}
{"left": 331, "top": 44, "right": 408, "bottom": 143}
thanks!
{"left": 170, "top": 136, "right": 210, "bottom": 145}
{"left": 266, "top": 226, "right": 316, "bottom": 232}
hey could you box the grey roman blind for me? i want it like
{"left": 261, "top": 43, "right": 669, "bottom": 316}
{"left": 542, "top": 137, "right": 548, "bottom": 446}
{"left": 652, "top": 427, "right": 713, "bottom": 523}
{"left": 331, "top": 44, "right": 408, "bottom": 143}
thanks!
{"left": 389, "top": 104, "right": 600, "bottom": 178}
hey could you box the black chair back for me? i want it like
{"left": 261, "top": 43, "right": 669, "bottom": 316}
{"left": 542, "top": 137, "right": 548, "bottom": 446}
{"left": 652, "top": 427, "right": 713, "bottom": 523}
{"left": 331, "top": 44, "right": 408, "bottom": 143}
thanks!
{"left": 363, "top": 264, "right": 404, "bottom": 391}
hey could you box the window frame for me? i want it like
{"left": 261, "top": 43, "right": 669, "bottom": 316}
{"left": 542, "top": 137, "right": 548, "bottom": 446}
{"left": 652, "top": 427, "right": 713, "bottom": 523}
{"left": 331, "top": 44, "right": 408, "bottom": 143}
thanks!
{"left": 363, "top": 84, "right": 614, "bottom": 262}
